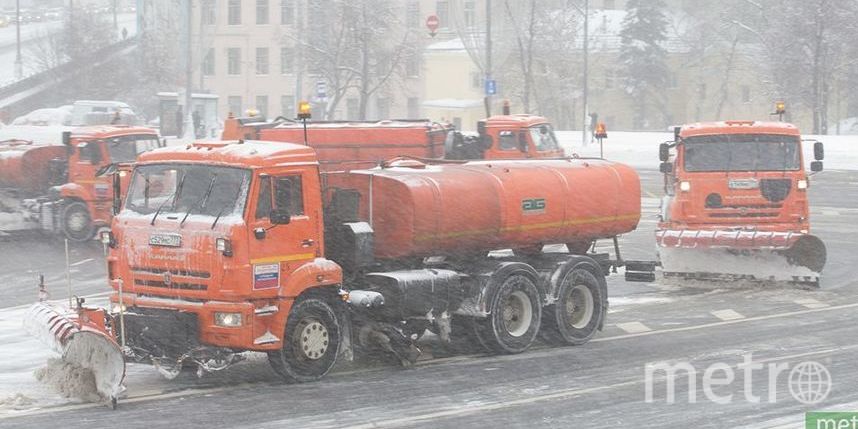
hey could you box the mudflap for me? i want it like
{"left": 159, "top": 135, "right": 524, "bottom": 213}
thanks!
{"left": 24, "top": 303, "right": 126, "bottom": 404}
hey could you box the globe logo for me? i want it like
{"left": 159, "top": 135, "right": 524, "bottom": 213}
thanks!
{"left": 788, "top": 361, "right": 831, "bottom": 404}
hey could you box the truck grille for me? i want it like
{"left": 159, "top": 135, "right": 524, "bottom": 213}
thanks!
{"left": 708, "top": 212, "right": 779, "bottom": 218}
{"left": 134, "top": 279, "right": 208, "bottom": 291}
{"left": 131, "top": 267, "right": 211, "bottom": 279}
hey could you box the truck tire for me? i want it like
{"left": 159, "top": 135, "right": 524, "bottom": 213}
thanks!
{"left": 475, "top": 274, "right": 541, "bottom": 354}
{"left": 268, "top": 298, "right": 341, "bottom": 383}
{"left": 61, "top": 200, "right": 95, "bottom": 242}
{"left": 540, "top": 268, "right": 603, "bottom": 346}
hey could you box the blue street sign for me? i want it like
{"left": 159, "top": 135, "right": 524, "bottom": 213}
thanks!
{"left": 485, "top": 79, "right": 497, "bottom": 95}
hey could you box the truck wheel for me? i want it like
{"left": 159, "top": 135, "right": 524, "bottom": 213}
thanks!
{"left": 475, "top": 274, "right": 541, "bottom": 354}
{"left": 61, "top": 201, "right": 94, "bottom": 242}
{"left": 541, "top": 269, "right": 603, "bottom": 346}
{"left": 268, "top": 298, "right": 341, "bottom": 383}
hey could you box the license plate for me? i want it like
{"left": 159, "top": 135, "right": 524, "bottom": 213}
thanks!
{"left": 728, "top": 178, "right": 759, "bottom": 190}
{"left": 149, "top": 233, "right": 182, "bottom": 247}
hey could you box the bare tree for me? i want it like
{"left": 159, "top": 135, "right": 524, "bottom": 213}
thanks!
{"left": 293, "top": 0, "right": 414, "bottom": 120}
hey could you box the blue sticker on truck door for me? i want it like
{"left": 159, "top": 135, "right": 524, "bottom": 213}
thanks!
{"left": 253, "top": 263, "right": 280, "bottom": 290}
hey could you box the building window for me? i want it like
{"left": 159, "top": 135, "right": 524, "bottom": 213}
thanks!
{"left": 407, "top": 97, "right": 419, "bottom": 118}
{"left": 256, "top": 0, "right": 269, "bottom": 24}
{"left": 202, "top": 48, "right": 215, "bottom": 76}
{"left": 376, "top": 98, "right": 390, "bottom": 119}
{"left": 227, "top": 48, "right": 241, "bottom": 75}
{"left": 280, "top": 0, "right": 294, "bottom": 25}
{"left": 471, "top": 72, "right": 481, "bottom": 89}
{"left": 436, "top": 1, "right": 449, "bottom": 28}
{"left": 346, "top": 98, "right": 358, "bottom": 120}
{"left": 741, "top": 85, "right": 751, "bottom": 103}
{"left": 228, "top": 96, "right": 242, "bottom": 116}
{"left": 605, "top": 69, "right": 615, "bottom": 89}
{"left": 281, "top": 95, "right": 295, "bottom": 118}
{"left": 406, "top": 55, "right": 419, "bottom": 77}
{"left": 256, "top": 47, "right": 269, "bottom": 75}
{"left": 228, "top": 0, "right": 241, "bottom": 25}
{"left": 280, "top": 47, "right": 294, "bottom": 74}
{"left": 202, "top": 0, "right": 216, "bottom": 25}
{"left": 256, "top": 95, "right": 269, "bottom": 117}
{"left": 406, "top": 1, "right": 419, "bottom": 28}
{"left": 464, "top": 1, "right": 476, "bottom": 27}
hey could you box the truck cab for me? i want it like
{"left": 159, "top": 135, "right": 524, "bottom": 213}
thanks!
{"left": 43, "top": 126, "right": 160, "bottom": 240}
{"left": 470, "top": 114, "right": 565, "bottom": 160}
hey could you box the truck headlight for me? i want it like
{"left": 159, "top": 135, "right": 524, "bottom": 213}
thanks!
{"left": 216, "top": 238, "right": 233, "bottom": 256}
{"left": 679, "top": 181, "right": 691, "bottom": 192}
{"left": 214, "top": 312, "right": 242, "bottom": 327}
{"left": 797, "top": 179, "right": 808, "bottom": 190}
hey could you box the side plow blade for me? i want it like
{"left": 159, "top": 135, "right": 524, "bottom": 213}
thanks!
{"left": 24, "top": 302, "right": 126, "bottom": 407}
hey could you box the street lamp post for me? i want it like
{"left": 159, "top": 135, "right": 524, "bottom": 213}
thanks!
{"left": 581, "top": 0, "right": 589, "bottom": 147}
{"left": 14, "top": 0, "right": 22, "bottom": 79}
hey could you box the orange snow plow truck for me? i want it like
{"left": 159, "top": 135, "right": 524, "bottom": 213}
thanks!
{"left": 656, "top": 120, "right": 826, "bottom": 285}
{"left": 0, "top": 126, "right": 161, "bottom": 240}
{"left": 221, "top": 113, "right": 565, "bottom": 169}
{"left": 25, "top": 139, "right": 652, "bottom": 405}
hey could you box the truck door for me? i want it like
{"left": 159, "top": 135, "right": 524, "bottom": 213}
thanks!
{"left": 247, "top": 170, "right": 320, "bottom": 295}
{"left": 486, "top": 130, "right": 529, "bottom": 159}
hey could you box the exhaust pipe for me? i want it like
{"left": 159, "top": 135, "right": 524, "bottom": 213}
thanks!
{"left": 24, "top": 302, "right": 126, "bottom": 407}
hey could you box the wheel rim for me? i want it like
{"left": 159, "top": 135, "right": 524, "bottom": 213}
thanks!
{"left": 295, "top": 318, "right": 329, "bottom": 360}
{"left": 565, "top": 284, "right": 595, "bottom": 329}
{"left": 502, "top": 290, "right": 533, "bottom": 337}
{"left": 66, "top": 210, "right": 88, "bottom": 232}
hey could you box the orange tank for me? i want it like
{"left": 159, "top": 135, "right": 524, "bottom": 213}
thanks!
{"left": 324, "top": 158, "right": 641, "bottom": 259}
{"left": 258, "top": 120, "right": 449, "bottom": 170}
{"left": 0, "top": 140, "right": 67, "bottom": 193}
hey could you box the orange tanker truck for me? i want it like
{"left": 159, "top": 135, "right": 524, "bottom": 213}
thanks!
{"left": 25, "top": 139, "right": 650, "bottom": 403}
{"left": 222, "top": 113, "right": 565, "bottom": 170}
{"left": 0, "top": 126, "right": 161, "bottom": 240}
{"left": 655, "top": 120, "right": 826, "bottom": 285}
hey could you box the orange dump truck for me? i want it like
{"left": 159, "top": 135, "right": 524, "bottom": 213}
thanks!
{"left": 0, "top": 126, "right": 160, "bottom": 240}
{"left": 655, "top": 120, "right": 826, "bottom": 285}
{"left": 26, "top": 139, "right": 647, "bottom": 402}
{"left": 222, "top": 114, "right": 565, "bottom": 170}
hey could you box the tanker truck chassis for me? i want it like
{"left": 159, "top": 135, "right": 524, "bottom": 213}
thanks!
{"left": 26, "top": 140, "right": 652, "bottom": 403}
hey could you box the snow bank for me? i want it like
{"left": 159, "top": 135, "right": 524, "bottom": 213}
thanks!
{"left": 34, "top": 358, "right": 101, "bottom": 403}
{"left": 556, "top": 130, "right": 857, "bottom": 171}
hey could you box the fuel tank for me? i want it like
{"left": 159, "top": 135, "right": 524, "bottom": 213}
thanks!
{"left": 0, "top": 140, "right": 67, "bottom": 193}
{"left": 323, "top": 158, "right": 641, "bottom": 260}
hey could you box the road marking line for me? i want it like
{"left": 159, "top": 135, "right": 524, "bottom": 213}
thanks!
{"left": 616, "top": 321, "right": 652, "bottom": 333}
{"left": 344, "top": 345, "right": 858, "bottom": 429}
{"left": 711, "top": 309, "right": 744, "bottom": 321}
{"left": 794, "top": 298, "right": 829, "bottom": 309}
{"left": 592, "top": 301, "right": 858, "bottom": 343}
{"left": 69, "top": 258, "right": 94, "bottom": 267}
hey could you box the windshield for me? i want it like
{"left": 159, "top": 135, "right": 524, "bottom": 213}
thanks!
{"left": 105, "top": 135, "right": 160, "bottom": 163}
{"left": 683, "top": 134, "right": 801, "bottom": 172}
{"left": 125, "top": 164, "right": 251, "bottom": 217}
{"left": 529, "top": 124, "right": 559, "bottom": 151}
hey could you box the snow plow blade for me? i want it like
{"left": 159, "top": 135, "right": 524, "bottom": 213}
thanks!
{"left": 656, "top": 229, "right": 826, "bottom": 284}
{"left": 24, "top": 302, "right": 126, "bottom": 406}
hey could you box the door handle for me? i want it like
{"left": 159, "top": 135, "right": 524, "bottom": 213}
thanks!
{"left": 301, "top": 239, "right": 315, "bottom": 248}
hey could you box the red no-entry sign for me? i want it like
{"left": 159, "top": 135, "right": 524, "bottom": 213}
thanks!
{"left": 426, "top": 14, "right": 439, "bottom": 36}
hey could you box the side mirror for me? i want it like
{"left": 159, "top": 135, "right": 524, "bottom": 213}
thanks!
{"left": 270, "top": 177, "right": 294, "bottom": 224}
{"left": 810, "top": 161, "right": 823, "bottom": 172}
{"left": 659, "top": 143, "right": 670, "bottom": 162}
{"left": 659, "top": 162, "right": 673, "bottom": 174}
{"left": 112, "top": 172, "right": 121, "bottom": 215}
{"left": 270, "top": 208, "right": 291, "bottom": 225}
{"left": 813, "top": 142, "right": 824, "bottom": 160}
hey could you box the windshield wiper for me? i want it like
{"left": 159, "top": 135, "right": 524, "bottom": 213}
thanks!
{"left": 151, "top": 174, "right": 186, "bottom": 225}
{"left": 211, "top": 185, "right": 243, "bottom": 229}
{"left": 180, "top": 174, "right": 217, "bottom": 227}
